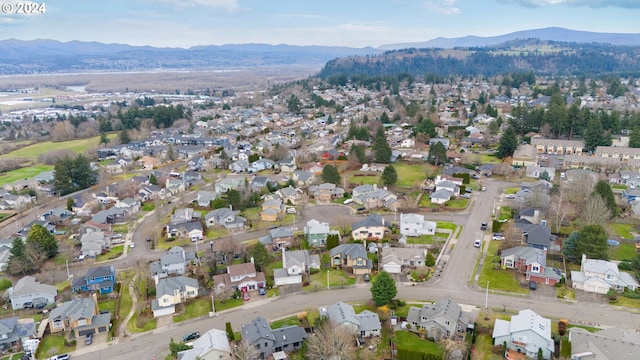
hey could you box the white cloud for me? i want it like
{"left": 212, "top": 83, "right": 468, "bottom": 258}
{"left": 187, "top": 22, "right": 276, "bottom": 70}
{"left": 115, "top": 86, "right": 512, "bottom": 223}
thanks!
{"left": 423, "top": 0, "right": 461, "bottom": 15}
{"left": 498, "top": 0, "right": 640, "bottom": 8}
{"left": 156, "top": 0, "right": 240, "bottom": 12}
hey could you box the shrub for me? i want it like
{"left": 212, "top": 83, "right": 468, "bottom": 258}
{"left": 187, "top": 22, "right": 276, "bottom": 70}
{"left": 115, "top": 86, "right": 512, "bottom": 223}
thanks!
{"left": 618, "top": 261, "right": 632, "bottom": 270}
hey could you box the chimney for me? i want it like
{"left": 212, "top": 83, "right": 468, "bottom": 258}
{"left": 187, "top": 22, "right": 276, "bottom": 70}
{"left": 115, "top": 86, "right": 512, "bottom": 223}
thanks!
{"left": 250, "top": 256, "right": 254, "bottom": 264}
{"left": 581, "top": 253, "right": 587, "bottom": 264}
{"left": 281, "top": 246, "right": 286, "bottom": 267}
{"left": 541, "top": 220, "right": 547, "bottom": 228}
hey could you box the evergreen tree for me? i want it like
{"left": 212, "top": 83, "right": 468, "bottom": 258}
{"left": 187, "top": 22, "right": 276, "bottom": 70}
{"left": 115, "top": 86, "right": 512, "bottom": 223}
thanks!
{"left": 225, "top": 322, "right": 234, "bottom": 342}
{"left": 53, "top": 154, "right": 98, "bottom": 195}
{"left": 564, "top": 225, "right": 609, "bottom": 263}
{"left": 497, "top": 127, "right": 518, "bottom": 159}
{"left": 249, "top": 243, "right": 270, "bottom": 272}
{"left": 321, "top": 165, "right": 341, "bottom": 185}
{"left": 629, "top": 127, "right": 640, "bottom": 148}
{"left": 149, "top": 174, "right": 158, "bottom": 185}
{"left": 166, "top": 144, "right": 177, "bottom": 161}
{"left": 425, "top": 252, "right": 435, "bottom": 266}
{"left": 380, "top": 165, "right": 398, "bottom": 186}
{"left": 325, "top": 234, "right": 339, "bottom": 250}
{"left": 372, "top": 127, "right": 392, "bottom": 164}
{"left": 66, "top": 197, "right": 74, "bottom": 211}
{"left": 370, "top": 271, "right": 397, "bottom": 306}
{"left": 592, "top": 181, "right": 618, "bottom": 217}
{"left": 98, "top": 133, "right": 110, "bottom": 146}
{"left": 27, "top": 223, "right": 58, "bottom": 258}
{"left": 427, "top": 141, "right": 447, "bottom": 166}
{"left": 6, "top": 238, "right": 30, "bottom": 275}
{"left": 119, "top": 129, "right": 131, "bottom": 144}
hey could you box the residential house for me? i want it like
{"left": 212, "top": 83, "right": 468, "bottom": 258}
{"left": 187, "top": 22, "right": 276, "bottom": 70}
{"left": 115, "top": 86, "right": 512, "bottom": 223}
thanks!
{"left": 492, "top": 309, "right": 554, "bottom": 360}
{"left": 278, "top": 158, "right": 297, "bottom": 173}
{"left": 531, "top": 138, "right": 584, "bottom": 155}
{"left": 400, "top": 213, "right": 436, "bottom": 237}
{"left": 352, "top": 184, "right": 398, "bottom": 211}
{"left": 275, "top": 186, "right": 305, "bottom": 205}
{"left": 512, "top": 144, "right": 538, "bottom": 167}
{"left": 258, "top": 227, "right": 294, "bottom": 250}
{"left": 430, "top": 189, "right": 453, "bottom": 205}
{"left": 517, "top": 208, "right": 540, "bottom": 224}
{"left": 525, "top": 166, "right": 556, "bottom": 181}
{"left": 151, "top": 276, "right": 199, "bottom": 317}
{"left": 80, "top": 231, "right": 110, "bottom": 257}
{"left": 90, "top": 207, "right": 126, "bottom": 225}
{"left": 260, "top": 198, "right": 284, "bottom": 222}
{"left": 406, "top": 299, "right": 469, "bottom": 341}
{"left": 149, "top": 246, "right": 196, "bottom": 279}
{"left": 569, "top": 327, "right": 640, "bottom": 360}
{"left": 138, "top": 184, "right": 165, "bottom": 201}
{"left": 195, "top": 190, "right": 217, "bottom": 208}
{"left": 176, "top": 328, "right": 232, "bottom": 360}
{"left": 571, "top": 254, "right": 639, "bottom": 294}
{"left": 204, "top": 207, "right": 246, "bottom": 230}
{"left": 0, "top": 317, "right": 36, "bottom": 350}
{"left": 229, "top": 159, "right": 249, "bottom": 173}
{"left": 166, "top": 221, "right": 204, "bottom": 242}
{"left": 114, "top": 197, "right": 140, "bottom": 215}
{"left": 241, "top": 317, "right": 307, "bottom": 359}
{"left": 38, "top": 208, "right": 72, "bottom": 224}
{"left": 292, "top": 171, "right": 315, "bottom": 186}
{"left": 308, "top": 183, "right": 345, "bottom": 202}
{"left": 8, "top": 276, "right": 57, "bottom": 310}
{"left": 212, "top": 262, "right": 266, "bottom": 295}
{"left": 72, "top": 266, "right": 116, "bottom": 294}
{"left": 170, "top": 208, "right": 195, "bottom": 225}
{"left": 48, "top": 296, "right": 112, "bottom": 337}
{"left": 251, "top": 176, "right": 274, "bottom": 191}
{"left": 500, "top": 247, "right": 561, "bottom": 285}
{"left": 329, "top": 243, "right": 372, "bottom": 275}
{"left": 274, "top": 249, "right": 320, "bottom": 287}
{"left": 434, "top": 180, "right": 460, "bottom": 197}
{"left": 0, "top": 194, "right": 32, "bottom": 210}
{"left": 351, "top": 214, "right": 389, "bottom": 241}
{"left": 381, "top": 247, "right": 428, "bottom": 274}
{"left": 429, "top": 137, "right": 450, "bottom": 148}
{"left": 138, "top": 155, "right": 161, "bottom": 170}
{"left": 214, "top": 178, "right": 243, "bottom": 195}
{"left": 513, "top": 219, "right": 556, "bottom": 251}
{"left": 303, "top": 219, "right": 339, "bottom": 247}
{"left": 320, "top": 301, "right": 381, "bottom": 339}
{"left": 250, "top": 158, "right": 276, "bottom": 172}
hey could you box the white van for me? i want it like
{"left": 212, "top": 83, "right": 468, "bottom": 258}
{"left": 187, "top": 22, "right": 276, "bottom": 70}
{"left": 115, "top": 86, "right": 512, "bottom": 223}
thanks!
{"left": 343, "top": 199, "right": 354, "bottom": 204}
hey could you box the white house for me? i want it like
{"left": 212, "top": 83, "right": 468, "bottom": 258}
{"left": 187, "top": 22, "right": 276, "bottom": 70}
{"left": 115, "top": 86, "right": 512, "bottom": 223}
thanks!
{"left": 571, "top": 254, "right": 639, "bottom": 294}
{"left": 151, "top": 276, "right": 199, "bottom": 317}
{"left": 8, "top": 276, "right": 57, "bottom": 310}
{"left": 400, "top": 213, "right": 436, "bottom": 237}
{"left": 177, "top": 328, "right": 232, "bottom": 360}
{"left": 274, "top": 249, "right": 320, "bottom": 286}
{"left": 492, "top": 309, "right": 554, "bottom": 360}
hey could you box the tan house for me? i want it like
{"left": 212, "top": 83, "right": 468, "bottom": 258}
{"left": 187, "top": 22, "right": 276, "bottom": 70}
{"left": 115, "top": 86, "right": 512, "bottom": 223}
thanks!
{"left": 329, "top": 243, "right": 372, "bottom": 275}
{"left": 351, "top": 214, "right": 389, "bottom": 241}
{"left": 512, "top": 144, "right": 537, "bottom": 167}
{"left": 152, "top": 276, "right": 199, "bottom": 317}
{"left": 48, "top": 295, "right": 111, "bottom": 337}
{"left": 531, "top": 138, "right": 584, "bottom": 155}
{"left": 308, "top": 183, "right": 345, "bottom": 202}
{"left": 260, "top": 198, "right": 284, "bottom": 222}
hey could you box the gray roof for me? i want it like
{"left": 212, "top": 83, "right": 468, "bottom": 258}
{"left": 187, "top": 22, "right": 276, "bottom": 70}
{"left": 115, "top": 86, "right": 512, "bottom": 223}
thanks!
{"left": 49, "top": 297, "right": 96, "bottom": 323}
{"left": 514, "top": 220, "right": 554, "bottom": 248}
{"left": 241, "top": 316, "right": 274, "bottom": 344}
{"left": 355, "top": 310, "right": 382, "bottom": 332}
{"left": 325, "top": 301, "right": 359, "bottom": 327}
{"left": 272, "top": 326, "right": 308, "bottom": 348}
{"left": 177, "top": 328, "right": 231, "bottom": 360}
{"left": 330, "top": 243, "right": 368, "bottom": 261}
{"left": 501, "top": 246, "right": 546, "bottom": 267}
{"left": 407, "top": 299, "right": 462, "bottom": 325}
{"left": 352, "top": 213, "right": 387, "bottom": 231}
{"left": 156, "top": 276, "right": 199, "bottom": 298}
{"left": 10, "top": 276, "right": 57, "bottom": 297}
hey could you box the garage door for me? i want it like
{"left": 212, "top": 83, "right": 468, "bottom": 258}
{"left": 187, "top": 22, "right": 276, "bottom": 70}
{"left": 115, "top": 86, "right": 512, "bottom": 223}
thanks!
{"left": 77, "top": 328, "right": 95, "bottom": 337}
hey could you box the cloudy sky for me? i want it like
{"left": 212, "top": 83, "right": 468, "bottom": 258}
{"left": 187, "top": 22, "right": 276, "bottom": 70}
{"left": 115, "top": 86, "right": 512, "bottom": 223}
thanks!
{"left": 0, "top": 0, "right": 638, "bottom": 48}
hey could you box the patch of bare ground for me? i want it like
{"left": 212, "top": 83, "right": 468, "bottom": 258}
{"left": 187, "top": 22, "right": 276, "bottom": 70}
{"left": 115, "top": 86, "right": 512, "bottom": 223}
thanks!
{"left": 0, "top": 65, "right": 320, "bottom": 93}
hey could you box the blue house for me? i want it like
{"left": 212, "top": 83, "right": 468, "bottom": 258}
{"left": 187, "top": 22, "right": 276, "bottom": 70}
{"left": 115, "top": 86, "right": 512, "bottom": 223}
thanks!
{"left": 622, "top": 189, "right": 640, "bottom": 203}
{"left": 72, "top": 266, "right": 116, "bottom": 294}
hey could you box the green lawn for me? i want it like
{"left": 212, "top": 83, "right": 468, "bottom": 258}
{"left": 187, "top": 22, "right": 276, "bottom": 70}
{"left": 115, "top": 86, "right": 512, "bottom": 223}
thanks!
{"left": 128, "top": 314, "right": 157, "bottom": 333}
{"left": 306, "top": 269, "right": 356, "bottom": 289}
{"left": 96, "top": 245, "right": 124, "bottom": 261}
{"left": 206, "top": 227, "right": 228, "bottom": 239}
{"left": 55, "top": 279, "right": 70, "bottom": 293}
{"left": 498, "top": 206, "right": 512, "bottom": 221}
{"left": 157, "top": 238, "right": 194, "bottom": 250}
{"left": 444, "top": 198, "right": 469, "bottom": 209}
{"left": 406, "top": 232, "right": 449, "bottom": 245}
{"left": 117, "top": 273, "right": 134, "bottom": 326}
{"left": 0, "top": 352, "right": 24, "bottom": 360}
{"left": 609, "top": 243, "right": 636, "bottom": 261}
{"left": 395, "top": 330, "right": 443, "bottom": 357}
{"left": 612, "top": 184, "right": 628, "bottom": 190}
{"left": 0, "top": 164, "right": 54, "bottom": 186}
{"left": 394, "top": 162, "right": 436, "bottom": 188}
{"left": 34, "top": 334, "right": 76, "bottom": 359}
{"left": 479, "top": 154, "right": 502, "bottom": 164}
{"left": 5, "top": 134, "right": 115, "bottom": 161}
{"left": 347, "top": 173, "right": 379, "bottom": 185}
{"left": 610, "top": 296, "right": 640, "bottom": 309}
{"left": 99, "top": 299, "right": 117, "bottom": 314}
{"left": 270, "top": 315, "right": 301, "bottom": 329}
{"left": 478, "top": 241, "right": 528, "bottom": 294}
{"left": 174, "top": 297, "right": 213, "bottom": 323}
{"left": 474, "top": 333, "right": 503, "bottom": 360}
{"left": 608, "top": 223, "right": 636, "bottom": 240}
{"left": 214, "top": 298, "right": 243, "bottom": 312}
{"left": 504, "top": 187, "right": 520, "bottom": 195}
{"left": 436, "top": 221, "right": 457, "bottom": 231}
{"left": 141, "top": 202, "right": 155, "bottom": 211}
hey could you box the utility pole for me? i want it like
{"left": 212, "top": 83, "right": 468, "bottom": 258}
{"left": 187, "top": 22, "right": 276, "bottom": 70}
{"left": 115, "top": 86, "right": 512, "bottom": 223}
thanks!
{"left": 485, "top": 281, "right": 489, "bottom": 309}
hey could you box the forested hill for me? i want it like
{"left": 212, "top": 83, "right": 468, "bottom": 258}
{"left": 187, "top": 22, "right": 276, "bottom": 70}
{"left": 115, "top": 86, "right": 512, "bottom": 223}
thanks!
{"left": 318, "top": 40, "right": 640, "bottom": 80}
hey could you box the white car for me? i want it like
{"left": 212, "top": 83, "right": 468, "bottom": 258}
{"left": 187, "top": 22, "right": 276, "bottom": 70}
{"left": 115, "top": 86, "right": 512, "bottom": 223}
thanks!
{"left": 474, "top": 239, "right": 482, "bottom": 248}
{"left": 286, "top": 207, "right": 296, "bottom": 214}
{"left": 129, "top": 242, "right": 135, "bottom": 248}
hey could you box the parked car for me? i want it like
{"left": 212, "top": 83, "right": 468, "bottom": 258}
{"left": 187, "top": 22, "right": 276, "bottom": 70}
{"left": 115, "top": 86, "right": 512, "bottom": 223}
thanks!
{"left": 50, "top": 354, "right": 70, "bottom": 360}
{"left": 243, "top": 292, "right": 250, "bottom": 301}
{"left": 22, "top": 302, "right": 33, "bottom": 309}
{"left": 364, "top": 274, "right": 370, "bottom": 282}
{"left": 505, "top": 194, "right": 516, "bottom": 199}
{"left": 286, "top": 207, "right": 296, "bottom": 214}
{"left": 474, "top": 239, "right": 482, "bottom": 248}
{"left": 480, "top": 222, "right": 487, "bottom": 231}
{"left": 84, "top": 333, "right": 93, "bottom": 345}
{"left": 111, "top": 234, "right": 122, "bottom": 239}
{"left": 492, "top": 233, "right": 505, "bottom": 241}
{"left": 129, "top": 242, "right": 135, "bottom": 248}
{"left": 258, "top": 288, "right": 266, "bottom": 296}
{"left": 529, "top": 281, "right": 537, "bottom": 290}
{"left": 183, "top": 331, "right": 200, "bottom": 342}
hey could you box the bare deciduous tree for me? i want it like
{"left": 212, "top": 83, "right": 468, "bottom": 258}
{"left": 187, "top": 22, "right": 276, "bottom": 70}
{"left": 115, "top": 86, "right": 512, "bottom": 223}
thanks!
{"left": 580, "top": 195, "right": 611, "bottom": 226}
{"left": 306, "top": 320, "right": 356, "bottom": 360}
{"left": 232, "top": 339, "right": 259, "bottom": 360}
{"left": 441, "top": 338, "right": 470, "bottom": 360}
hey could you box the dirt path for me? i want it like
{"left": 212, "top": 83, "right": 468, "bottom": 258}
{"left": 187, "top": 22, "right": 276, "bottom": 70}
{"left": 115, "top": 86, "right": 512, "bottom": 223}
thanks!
{"left": 119, "top": 274, "right": 138, "bottom": 338}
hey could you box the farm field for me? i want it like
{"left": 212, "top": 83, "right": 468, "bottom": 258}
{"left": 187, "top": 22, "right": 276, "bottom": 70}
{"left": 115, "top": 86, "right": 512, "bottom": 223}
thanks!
{"left": 0, "top": 164, "right": 53, "bottom": 186}
{"left": 5, "top": 134, "right": 115, "bottom": 161}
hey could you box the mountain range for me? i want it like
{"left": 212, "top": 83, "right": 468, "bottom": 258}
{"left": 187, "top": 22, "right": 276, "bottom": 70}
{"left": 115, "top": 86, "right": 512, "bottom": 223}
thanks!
{"left": 1, "top": 27, "right": 639, "bottom": 75}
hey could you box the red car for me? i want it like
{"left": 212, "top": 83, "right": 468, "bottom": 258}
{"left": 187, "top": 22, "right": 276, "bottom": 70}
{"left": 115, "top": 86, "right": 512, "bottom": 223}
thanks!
{"left": 243, "top": 292, "right": 250, "bottom": 301}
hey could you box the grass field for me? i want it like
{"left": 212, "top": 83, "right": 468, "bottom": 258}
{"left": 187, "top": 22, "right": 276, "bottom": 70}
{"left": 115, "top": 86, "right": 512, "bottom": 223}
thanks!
{"left": 34, "top": 334, "right": 76, "bottom": 359}
{"left": 96, "top": 245, "right": 124, "bottom": 262}
{"left": 406, "top": 232, "right": 449, "bottom": 245}
{"left": 608, "top": 223, "right": 636, "bottom": 240}
{"left": 478, "top": 241, "right": 528, "bottom": 294}
{"left": 395, "top": 330, "right": 443, "bottom": 357}
{"left": 306, "top": 269, "right": 356, "bottom": 289}
{"left": 394, "top": 162, "right": 435, "bottom": 188}
{"left": 5, "top": 134, "right": 116, "bottom": 161}
{"left": 0, "top": 164, "right": 54, "bottom": 186}
{"left": 174, "top": 297, "right": 213, "bottom": 323}
{"left": 504, "top": 187, "right": 520, "bottom": 195}
{"left": 609, "top": 243, "right": 636, "bottom": 261}
{"left": 445, "top": 198, "right": 469, "bottom": 209}
{"left": 347, "top": 172, "right": 379, "bottom": 185}
{"left": 436, "top": 221, "right": 457, "bottom": 231}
